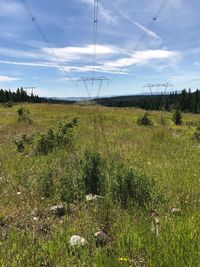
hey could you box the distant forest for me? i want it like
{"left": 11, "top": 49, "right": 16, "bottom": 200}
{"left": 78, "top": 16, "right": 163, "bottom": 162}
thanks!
{"left": 95, "top": 89, "right": 200, "bottom": 113}
{"left": 0, "top": 88, "right": 74, "bottom": 104}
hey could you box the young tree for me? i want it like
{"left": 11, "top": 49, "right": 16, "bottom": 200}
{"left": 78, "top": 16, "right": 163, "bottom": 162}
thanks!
{"left": 172, "top": 108, "right": 182, "bottom": 125}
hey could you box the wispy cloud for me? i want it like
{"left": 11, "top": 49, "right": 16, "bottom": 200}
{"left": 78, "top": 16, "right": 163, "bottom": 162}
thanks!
{"left": 104, "top": 49, "right": 180, "bottom": 69}
{"left": 0, "top": 0, "right": 25, "bottom": 16}
{"left": 79, "top": 0, "right": 117, "bottom": 24}
{"left": 132, "top": 21, "right": 160, "bottom": 40}
{"left": 0, "top": 75, "right": 21, "bottom": 82}
{"left": 0, "top": 48, "right": 180, "bottom": 76}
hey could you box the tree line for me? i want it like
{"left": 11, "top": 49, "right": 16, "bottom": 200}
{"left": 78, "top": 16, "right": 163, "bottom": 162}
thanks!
{"left": 95, "top": 89, "right": 200, "bottom": 113}
{"left": 0, "top": 88, "right": 74, "bottom": 104}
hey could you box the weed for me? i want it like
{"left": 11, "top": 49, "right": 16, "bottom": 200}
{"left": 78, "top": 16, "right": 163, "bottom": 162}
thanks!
{"left": 83, "top": 150, "right": 104, "bottom": 195}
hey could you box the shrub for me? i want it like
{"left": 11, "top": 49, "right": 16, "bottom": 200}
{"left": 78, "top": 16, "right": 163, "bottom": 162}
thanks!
{"left": 193, "top": 122, "right": 200, "bottom": 142}
{"left": 17, "top": 107, "right": 32, "bottom": 123}
{"left": 35, "top": 129, "right": 55, "bottom": 155}
{"left": 15, "top": 134, "right": 34, "bottom": 152}
{"left": 35, "top": 118, "right": 78, "bottom": 155}
{"left": 137, "top": 112, "right": 153, "bottom": 126}
{"left": 83, "top": 150, "right": 104, "bottom": 195}
{"left": 172, "top": 108, "right": 182, "bottom": 125}
{"left": 111, "top": 165, "right": 159, "bottom": 208}
{"left": 3, "top": 101, "right": 14, "bottom": 108}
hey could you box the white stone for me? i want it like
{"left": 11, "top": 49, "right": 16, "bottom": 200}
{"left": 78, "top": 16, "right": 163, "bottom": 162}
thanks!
{"left": 171, "top": 208, "right": 181, "bottom": 214}
{"left": 70, "top": 235, "right": 88, "bottom": 247}
{"left": 85, "top": 194, "right": 103, "bottom": 201}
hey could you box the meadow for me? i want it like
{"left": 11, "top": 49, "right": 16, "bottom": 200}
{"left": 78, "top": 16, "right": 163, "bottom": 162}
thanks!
{"left": 0, "top": 103, "right": 199, "bottom": 267}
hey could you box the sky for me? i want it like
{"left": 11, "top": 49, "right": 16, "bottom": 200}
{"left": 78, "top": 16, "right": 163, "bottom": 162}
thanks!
{"left": 0, "top": 0, "right": 200, "bottom": 97}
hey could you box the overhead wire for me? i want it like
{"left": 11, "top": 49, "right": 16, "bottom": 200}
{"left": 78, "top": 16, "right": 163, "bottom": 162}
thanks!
{"left": 20, "top": 0, "right": 75, "bottom": 84}
{"left": 110, "top": 0, "right": 170, "bottom": 83}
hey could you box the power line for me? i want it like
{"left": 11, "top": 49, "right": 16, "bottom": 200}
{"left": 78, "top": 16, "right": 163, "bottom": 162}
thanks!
{"left": 20, "top": 0, "right": 75, "bottom": 84}
{"left": 110, "top": 0, "right": 170, "bottom": 83}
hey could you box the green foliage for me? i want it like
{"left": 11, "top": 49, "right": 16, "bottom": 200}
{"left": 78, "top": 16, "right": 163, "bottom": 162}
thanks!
{"left": 172, "top": 108, "right": 182, "bottom": 125}
{"left": 159, "top": 115, "right": 167, "bottom": 126}
{"left": 3, "top": 101, "right": 15, "bottom": 108}
{"left": 35, "top": 118, "right": 78, "bottom": 155}
{"left": 111, "top": 164, "right": 159, "bottom": 208}
{"left": 83, "top": 150, "right": 104, "bottom": 195}
{"left": 36, "top": 170, "right": 54, "bottom": 198}
{"left": 137, "top": 112, "right": 153, "bottom": 126}
{"left": 193, "top": 122, "right": 200, "bottom": 142}
{"left": 14, "top": 134, "right": 34, "bottom": 152}
{"left": 35, "top": 129, "right": 55, "bottom": 155}
{"left": 17, "top": 107, "right": 32, "bottom": 123}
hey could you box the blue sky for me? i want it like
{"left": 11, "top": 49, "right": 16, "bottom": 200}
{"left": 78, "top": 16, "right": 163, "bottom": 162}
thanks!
{"left": 0, "top": 0, "right": 200, "bottom": 97}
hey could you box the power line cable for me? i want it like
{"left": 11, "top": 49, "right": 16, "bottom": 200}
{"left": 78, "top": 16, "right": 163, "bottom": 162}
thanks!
{"left": 110, "top": 0, "right": 170, "bottom": 83}
{"left": 20, "top": 0, "right": 75, "bottom": 84}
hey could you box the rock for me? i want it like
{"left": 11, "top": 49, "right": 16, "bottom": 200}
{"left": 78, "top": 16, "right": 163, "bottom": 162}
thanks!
{"left": 50, "top": 204, "right": 66, "bottom": 217}
{"left": 171, "top": 208, "right": 181, "bottom": 214}
{"left": 85, "top": 194, "right": 103, "bottom": 202}
{"left": 70, "top": 235, "right": 88, "bottom": 247}
{"left": 94, "top": 230, "right": 109, "bottom": 246}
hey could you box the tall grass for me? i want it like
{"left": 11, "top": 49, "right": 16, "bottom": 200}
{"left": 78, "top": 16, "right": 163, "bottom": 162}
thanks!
{"left": 0, "top": 103, "right": 199, "bottom": 266}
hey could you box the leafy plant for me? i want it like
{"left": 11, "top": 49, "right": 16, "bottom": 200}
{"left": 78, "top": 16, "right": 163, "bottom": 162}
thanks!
{"left": 172, "top": 108, "right": 182, "bottom": 125}
{"left": 17, "top": 107, "right": 32, "bottom": 123}
{"left": 3, "top": 101, "right": 14, "bottom": 108}
{"left": 83, "top": 150, "right": 104, "bottom": 195}
{"left": 35, "top": 118, "right": 78, "bottom": 155}
{"left": 111, "top": 164, "right": 160, "bottom": 208}
{"left": 15, "top": 134, "right": 34, "bottom": 152}
{"left": 137, "top": 112, "right": 153, "bottom": 126}
{"left": 193, "top": 122, "right": 200, "bottom": 142}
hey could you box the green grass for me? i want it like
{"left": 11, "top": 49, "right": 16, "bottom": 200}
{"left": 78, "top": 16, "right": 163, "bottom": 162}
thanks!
{"left": 0, "top": 103, "right": 200, "bottom": 266}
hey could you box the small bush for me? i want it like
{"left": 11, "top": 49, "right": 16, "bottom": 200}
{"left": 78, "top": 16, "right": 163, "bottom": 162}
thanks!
{"left": 111, "top": 165, "right": 159, "bottom": 208}
{"left": 17, "top": 107, "right": 32, "bottom": 123}
{"left": 15, "top": 134, "right": 34, "bottom": 152}
{"left": 35, "top": 129, "right": 55, "bottom": 155}
{"left": 35, "top": 118, "right": 78, "bottom": 155}
{"left": 172, "top": 108, "right": 182, "bottom": 125}
{"left": 137, "top": 112, "right": 153, "bottom": 126}
{"left": 4, "top": 101, "right": 15, "bottom": 108}
{"left": 193, "top": 122, "right": 200, "bottom": 142}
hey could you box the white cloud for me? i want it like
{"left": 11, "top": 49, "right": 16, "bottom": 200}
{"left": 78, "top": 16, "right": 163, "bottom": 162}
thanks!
{"left": 42, "top": 44, "right": 119, "bottom": 62}
{"left": 104, "top": 49, "right": 180, "bottom": 68}
{"left": 0, "top": 75, "right": 21, "bottom": 82}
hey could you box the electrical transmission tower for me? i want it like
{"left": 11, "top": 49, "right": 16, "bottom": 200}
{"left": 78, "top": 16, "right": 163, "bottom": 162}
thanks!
{"left": 77, "top": 77, "right": 109, "bottom": 98}
{"left": 143, "top": 83, "right": 174, "bottom": 95}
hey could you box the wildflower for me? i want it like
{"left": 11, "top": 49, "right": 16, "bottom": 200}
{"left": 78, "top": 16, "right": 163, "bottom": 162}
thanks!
{"left": 118, "top": 257, "right": 130, "bottom": 262}
{"left": 17, "top": 191, "right": 21, "bottom": 195}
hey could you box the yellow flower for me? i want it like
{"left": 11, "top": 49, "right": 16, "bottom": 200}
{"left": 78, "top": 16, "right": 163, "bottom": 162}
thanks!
{"left": 118, "top": 257, "right": 130, "bottom": 262}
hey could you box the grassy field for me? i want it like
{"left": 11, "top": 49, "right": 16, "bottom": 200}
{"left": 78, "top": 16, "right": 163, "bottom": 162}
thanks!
{"left": 0, "top": 103, "right": 199, "bottom": 267}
